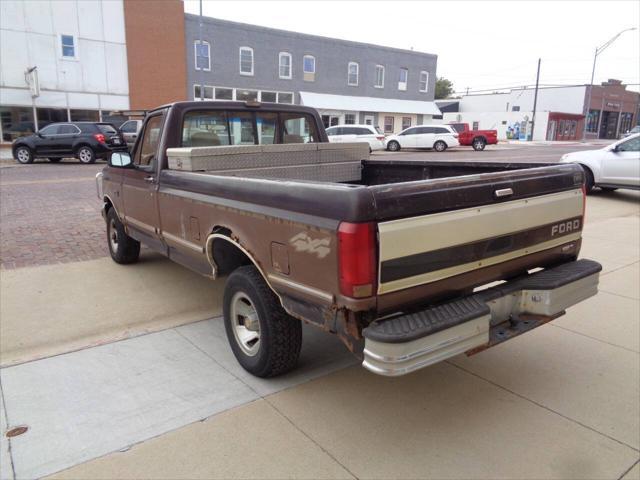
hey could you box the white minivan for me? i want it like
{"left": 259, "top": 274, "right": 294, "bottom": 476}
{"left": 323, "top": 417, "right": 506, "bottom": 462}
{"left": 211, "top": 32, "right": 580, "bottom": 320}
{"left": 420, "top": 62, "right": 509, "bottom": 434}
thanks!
{"left": 385, "top": 125, "right": 459, "bottom": 152}
{"left": 325, "top": 124, "right": 385, "bottom": 152}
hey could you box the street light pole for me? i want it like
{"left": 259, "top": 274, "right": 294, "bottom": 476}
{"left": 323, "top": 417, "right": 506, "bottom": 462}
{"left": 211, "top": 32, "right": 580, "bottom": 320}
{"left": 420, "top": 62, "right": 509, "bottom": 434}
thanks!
{"left": 582, "top": 27, "right": 637, "bottom": 141}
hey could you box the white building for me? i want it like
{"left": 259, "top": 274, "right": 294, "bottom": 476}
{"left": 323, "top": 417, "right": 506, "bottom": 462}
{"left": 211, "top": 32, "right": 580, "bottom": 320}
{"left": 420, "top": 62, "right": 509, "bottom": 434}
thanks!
{"left": 0, "top": 0, "right": 130, "bottom": 142}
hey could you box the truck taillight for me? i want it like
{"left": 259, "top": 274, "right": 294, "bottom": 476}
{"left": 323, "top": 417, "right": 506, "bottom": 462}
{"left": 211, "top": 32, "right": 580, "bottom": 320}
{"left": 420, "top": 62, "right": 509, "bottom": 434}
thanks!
{"left": 338, "top": 222, "right": 377, "bottom": 298}
{"left": 94, "top": 133, "right": 106, "bottom": 144}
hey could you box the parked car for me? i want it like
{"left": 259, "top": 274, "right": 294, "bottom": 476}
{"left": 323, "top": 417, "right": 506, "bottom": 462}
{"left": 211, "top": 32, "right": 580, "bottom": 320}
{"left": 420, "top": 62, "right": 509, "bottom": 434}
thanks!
{"left": 449, "top": 122, "right": 498, "bottom": 151}
{"left": 559, "top": 133, "right": 640, "bottom": 193}
{"left": 97, "top": 100, "right": 601, "bottom": 378}
{"left": 622, "top": 125, "right": 640, "bottom": 138}
{"left": 385, "top": 125, "right": 459, "bottom": 152}
{"left": 325, "top": 124, "right": 385, "bottom": 152}
{"left": 118, "top": 119, "right": 143, "bottom": 149}
{"left": 12, "top": 122, "right": 127, "bottom": 164}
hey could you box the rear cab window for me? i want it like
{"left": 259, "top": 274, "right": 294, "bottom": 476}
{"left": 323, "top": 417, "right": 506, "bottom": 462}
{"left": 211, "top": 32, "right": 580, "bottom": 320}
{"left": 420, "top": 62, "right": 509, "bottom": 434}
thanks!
{"left": 181, "top": 110, "right": 319, "bottom": 146}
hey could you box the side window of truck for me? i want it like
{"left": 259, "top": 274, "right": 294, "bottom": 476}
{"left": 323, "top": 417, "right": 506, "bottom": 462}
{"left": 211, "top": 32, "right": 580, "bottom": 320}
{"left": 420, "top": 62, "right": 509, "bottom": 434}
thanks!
{"left": 281, "top": 113, "right": 319, "bottom": 144}
{"left": 182, "top": 111, "right": 230, "bottom": 147}
{"left": 135, "top": 114, "right": 164, "bottom": 167}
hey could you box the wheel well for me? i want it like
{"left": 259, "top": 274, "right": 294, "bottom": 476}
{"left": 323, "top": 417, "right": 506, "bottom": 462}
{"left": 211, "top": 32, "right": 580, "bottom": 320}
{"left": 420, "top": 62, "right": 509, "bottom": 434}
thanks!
{"left": 208, "top": 231, "right": 252, "bottom": 277}
{"left": 74, "top": 143, "right": 92, "bottom": 153}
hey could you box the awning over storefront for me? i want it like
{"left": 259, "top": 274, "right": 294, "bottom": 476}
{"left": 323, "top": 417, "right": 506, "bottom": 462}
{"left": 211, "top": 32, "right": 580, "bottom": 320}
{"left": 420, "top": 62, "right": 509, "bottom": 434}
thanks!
{"left": 299, "top": 91, "right": 442, "bottom": 116}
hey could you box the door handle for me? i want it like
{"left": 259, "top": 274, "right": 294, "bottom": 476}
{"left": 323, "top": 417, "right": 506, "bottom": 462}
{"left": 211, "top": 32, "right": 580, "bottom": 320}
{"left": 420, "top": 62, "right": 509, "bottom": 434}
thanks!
{"left": 144, "top": 176, "right": 155, "bottom": 183}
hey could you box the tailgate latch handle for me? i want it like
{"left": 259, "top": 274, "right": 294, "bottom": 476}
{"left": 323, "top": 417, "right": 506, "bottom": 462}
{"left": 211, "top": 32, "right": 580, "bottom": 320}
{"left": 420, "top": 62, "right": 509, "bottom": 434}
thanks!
{"left": 494, "top": 188, "right": 514, "bottom": 198}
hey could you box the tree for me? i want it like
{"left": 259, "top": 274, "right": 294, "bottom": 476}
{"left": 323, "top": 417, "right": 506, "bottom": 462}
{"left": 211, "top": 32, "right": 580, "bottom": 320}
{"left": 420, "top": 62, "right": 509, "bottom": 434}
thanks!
{"left": 435, "top": 77, "right": 454, "bottom": 99}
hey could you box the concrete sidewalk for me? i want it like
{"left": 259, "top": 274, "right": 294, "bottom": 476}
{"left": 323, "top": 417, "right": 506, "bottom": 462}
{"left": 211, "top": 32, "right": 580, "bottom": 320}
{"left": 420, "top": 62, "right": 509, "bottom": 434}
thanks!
{"left": 1, "top": 191, "right": 639, "bottom": 480}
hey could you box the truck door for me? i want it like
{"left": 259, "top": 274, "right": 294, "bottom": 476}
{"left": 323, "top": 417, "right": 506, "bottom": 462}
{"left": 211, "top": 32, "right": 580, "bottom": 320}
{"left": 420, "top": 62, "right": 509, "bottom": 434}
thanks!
{"left": 121, "top": 112, "right": 165, "bottom": 252}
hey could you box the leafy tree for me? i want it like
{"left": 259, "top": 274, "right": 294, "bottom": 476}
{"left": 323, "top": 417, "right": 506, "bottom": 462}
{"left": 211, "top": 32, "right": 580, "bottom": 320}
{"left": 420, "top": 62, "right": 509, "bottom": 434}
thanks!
{"left": 435, "top": 77, "right": 454, "bottom": 99}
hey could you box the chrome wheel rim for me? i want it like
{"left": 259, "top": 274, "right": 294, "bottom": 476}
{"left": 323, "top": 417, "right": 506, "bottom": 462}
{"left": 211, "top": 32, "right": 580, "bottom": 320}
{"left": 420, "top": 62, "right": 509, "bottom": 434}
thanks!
{"left": 109, "top": 219, "right": 118, "bottom": 252}
{"left": 389, "top": 142, "right": 398, "bottom": 151}
{"left": 474, "top": 140, "right": 483, "bottom": 149}
{"left": 16, "top": 149, "right": 30, "bottom": 163}
{"left": 230, "top": 291, "right": 261, "bottom": 356}
{"left": 78, "top": 148, "right": 92, "bottom": 163}
{"left": 435, "top": 142, "right": 445, "bottom": 151}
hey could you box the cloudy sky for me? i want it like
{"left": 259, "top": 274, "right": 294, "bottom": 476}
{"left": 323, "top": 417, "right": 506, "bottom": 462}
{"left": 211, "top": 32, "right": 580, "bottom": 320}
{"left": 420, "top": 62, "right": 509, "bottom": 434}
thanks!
{"left": 183, "top": 0, "right": 640, "bottom": 94}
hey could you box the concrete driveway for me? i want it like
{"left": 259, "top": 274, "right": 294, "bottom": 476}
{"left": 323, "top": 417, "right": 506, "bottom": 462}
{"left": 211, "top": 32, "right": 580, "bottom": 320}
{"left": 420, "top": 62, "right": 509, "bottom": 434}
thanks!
{"left": 1, "top": 189, "right": 638, "bottom": 480}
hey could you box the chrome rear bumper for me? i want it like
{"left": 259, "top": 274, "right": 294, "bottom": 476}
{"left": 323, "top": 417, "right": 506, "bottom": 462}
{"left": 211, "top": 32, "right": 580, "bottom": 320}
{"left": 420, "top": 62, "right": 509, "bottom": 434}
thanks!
{"left": 362, "top": 259, "right": 602, "bottom": 376}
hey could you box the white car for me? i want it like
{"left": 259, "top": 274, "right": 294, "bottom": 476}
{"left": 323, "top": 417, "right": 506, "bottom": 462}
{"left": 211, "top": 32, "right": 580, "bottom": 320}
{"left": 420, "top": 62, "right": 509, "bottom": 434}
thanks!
{"left": 325, "top": 124, "right": 385, "bottom": 152}
{"left": 559, "top": 133, "right": 640, "bottom": 193}
{"left": 385, "top": 124, "right": 460, "bottom": 152}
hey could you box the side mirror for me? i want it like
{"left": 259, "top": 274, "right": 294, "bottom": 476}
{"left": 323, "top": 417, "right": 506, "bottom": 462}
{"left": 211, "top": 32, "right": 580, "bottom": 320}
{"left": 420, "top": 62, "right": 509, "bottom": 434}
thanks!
{"left": 611, "top": 145, "right": 620, "bottom": 153}
{"left": 109, "top": 152, "right": 132, "bottom": 168}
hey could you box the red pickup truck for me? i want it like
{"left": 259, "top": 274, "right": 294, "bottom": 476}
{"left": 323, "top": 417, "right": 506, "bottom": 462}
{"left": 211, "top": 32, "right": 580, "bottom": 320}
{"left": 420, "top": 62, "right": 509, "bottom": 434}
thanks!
{"left": 449, "top": 123, "right": 498, "bottom": 151}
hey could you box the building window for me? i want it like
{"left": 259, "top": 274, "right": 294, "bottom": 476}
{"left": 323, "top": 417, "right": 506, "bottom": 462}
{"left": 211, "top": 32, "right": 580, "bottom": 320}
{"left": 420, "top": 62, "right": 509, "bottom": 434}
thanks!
{"left": 375, "top": 65, "right": 385, "bottom": 88}
{"left": 303, "top": 55, "right": 316, "bottom": 82}
{"left": 419, "top": 71, "right": 429, "bottom": 92}
{"left": 384, "top": 116, "right": 394, "bottom": 133}
{"left": 398, "top": 68, "right": 408, "bottom": 91}
{"left": 193, "top": 84, "right": 214, "bottom": 100}
{"left": 194, "top": 40, "right": 211, "bottom": 71}
{"left": 215, "top": 87, "right": 233, "bottom": 100}
{"left": 236, "top": 89, "right": 258, "bottom": 101}
{"left": 586, "top": 109, "right": 600, "bottom": 133}
{"left": 279, "top": 52, "right": 292, "bottom": 79}
{"left": 402, "top": 117, "right": 411, "bottom": 130}
{"left": 61, "top": 34, "right": 75, "bottom": 58}
{"left": 620, "top": 112, "right": 634, "bottom": 135}
{"left": 348, "top": 62, "right": 359, "bottom": 86}
{"left": 277, "top": 92, "right": 294, "bottom": 104}
{"left": 511, "top": 106, "right": 520, "bottom": 112}
{"left": 239, "top": 47, "right": 254, "bottom": 76}
{"left": 261, "top": 91, "right": 277, "bottom": 103}
{"left": 472, "top": 121, "right": 480, "bottom": 130}
{"left": 345, "top": 114, "right": 356, "bottom": 125}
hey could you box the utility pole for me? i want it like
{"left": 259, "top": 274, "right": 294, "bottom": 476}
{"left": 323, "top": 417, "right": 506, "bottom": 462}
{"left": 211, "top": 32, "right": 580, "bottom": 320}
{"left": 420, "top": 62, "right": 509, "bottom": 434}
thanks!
{"left": 530, "top": 58, "right": 541, "bottom": 141}
{"left": 199, "top": 0, "right": 204, "bottom": 101}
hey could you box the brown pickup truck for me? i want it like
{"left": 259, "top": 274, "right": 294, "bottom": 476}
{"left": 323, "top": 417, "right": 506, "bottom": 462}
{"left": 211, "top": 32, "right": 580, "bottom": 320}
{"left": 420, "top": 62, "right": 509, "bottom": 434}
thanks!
{"left": 97, "top": 101, "right": 602, "bottom": 378}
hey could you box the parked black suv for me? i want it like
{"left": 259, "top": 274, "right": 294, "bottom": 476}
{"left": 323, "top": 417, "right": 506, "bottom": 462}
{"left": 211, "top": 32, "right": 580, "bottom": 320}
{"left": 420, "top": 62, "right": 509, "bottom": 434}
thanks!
{"left": 12, "top": 122, "right": 127, "bottom": 164}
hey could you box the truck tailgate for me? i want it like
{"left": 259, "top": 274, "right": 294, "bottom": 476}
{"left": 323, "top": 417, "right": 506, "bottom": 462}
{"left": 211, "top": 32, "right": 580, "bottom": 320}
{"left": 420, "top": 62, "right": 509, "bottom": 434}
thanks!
{"left": 371, "top": 164, "right": 585, "bottom": 295}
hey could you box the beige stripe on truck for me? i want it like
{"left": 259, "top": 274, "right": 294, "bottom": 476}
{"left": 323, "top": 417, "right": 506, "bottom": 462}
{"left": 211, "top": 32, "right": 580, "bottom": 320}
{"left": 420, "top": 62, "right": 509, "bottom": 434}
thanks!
{"left": 378, "top": 189, "right": 583, "bottom": 294}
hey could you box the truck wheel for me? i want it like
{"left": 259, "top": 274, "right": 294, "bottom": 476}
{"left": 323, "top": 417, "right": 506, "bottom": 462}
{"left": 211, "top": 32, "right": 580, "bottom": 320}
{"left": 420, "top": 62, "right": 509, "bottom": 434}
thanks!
{"left": 106, "top": 208, "right": 140, "bottom": 264}
{"left": 223, "top": 265, "right": 302, "bottom": 377}
{"left": 434, "top": 140, "right": 447, "bottom": 152}
{"left": 472, "top": 138, "right": 487, "bottom": 151}
{"left": 77, "top": 146, "right": 96, "bottom": 164}
{"left": 15, "top": 146, "right": 34, "bottom": 164}
{"left": 387, "top": 140, "right": 400, "bottom": 152}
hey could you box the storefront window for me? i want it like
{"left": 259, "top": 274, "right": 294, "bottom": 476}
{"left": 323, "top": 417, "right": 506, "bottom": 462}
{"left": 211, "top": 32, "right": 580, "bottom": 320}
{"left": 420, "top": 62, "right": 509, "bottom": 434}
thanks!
{"left": 1, "top": 106, "right": 35, "bottom": 142}
{"left": 619, "top": 112, "right": 634, "bottom": 135}
{"left": 384, "top": 116, "right": 394, "bottom": 133}
{"left": 70, "top": 109, "right": 99, "bottom": 122}
{"left": 586, "top": 109, "right": 600, "bottom": 133}
{"left": 37, "top": 108, "right": 68, "bottom": 128}
{"left": 344, "top": 114, "right": 356, "bottom": 125}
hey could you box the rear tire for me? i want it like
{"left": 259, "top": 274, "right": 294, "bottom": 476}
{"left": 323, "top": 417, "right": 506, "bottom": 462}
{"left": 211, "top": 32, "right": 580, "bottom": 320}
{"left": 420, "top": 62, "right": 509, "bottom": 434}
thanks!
{"left": 106, "top": 208, "right": 140, "bottom": 264}
{"left": 472, "top": 138, "right": 487, "bottom": 151}
{"left": 14, "top": 146, "right": 33, "bottom": 164}
{"left": 387, "top": 140, "right": 400, "bottom": 152}
{"left": 434, "top": 140, "right": 447, "bottom": 152}
{"left": 77, "top": 146, "right": 96, "bottom": 164}
{"left": 48, "top": 158, "right": 61, "bottom": 163}
{"left": 223, "top": 265, "right": 302, "bottom": 377}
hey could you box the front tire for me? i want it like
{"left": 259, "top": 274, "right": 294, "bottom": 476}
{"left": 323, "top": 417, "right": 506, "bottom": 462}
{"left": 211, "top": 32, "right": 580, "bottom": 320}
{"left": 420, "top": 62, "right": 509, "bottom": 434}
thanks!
{"left": 106, "top": 208, "right": 140, "bottom": 264}
{"left": 223, "top": 265, "right": 302, "bottom": 377}
{"left": 582, "top": 166, "right": 595, "bottom": 194}
{"left": 387, "top": 140, "right": 400, "bottom": 152}
{"left": 77, "top": 146, "right": 96, "bottom": 164}
{"left": 14, "top": 146, "right": 33, "bottom": 164}
{"left": 472, "top": 138, "right": 487, "bottom": 151}
{"left": 434, "top": 140, "right": 448, "bottom": 152}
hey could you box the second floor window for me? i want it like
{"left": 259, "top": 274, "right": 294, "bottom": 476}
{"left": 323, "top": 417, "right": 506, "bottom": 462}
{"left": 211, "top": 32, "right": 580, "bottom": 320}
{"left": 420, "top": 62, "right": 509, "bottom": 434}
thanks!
{"left": 419, "top": 71, "right": 429, "bottom": 92}
{"left": 375, "top": 65, "right": 385, "bottom": 88}
{"left": 398, "top": 68, "right": 408, "bottom": 91}
{"left": 195, "top": 40, "right": 210, "bottom": 71}
{"left": 239, "top": 47, "right": 254, "bottom": 75}
{"left": 61, "top": 35, "right": 75, "bottom": 58}
{"left": 279, "top": 52, "right": 292, "bottom": 79}
{"left": 303, "top": 55, "right": 316, "bottom": 82}
{"left": 348, "top": 62, "right": 359, "bottom": 86}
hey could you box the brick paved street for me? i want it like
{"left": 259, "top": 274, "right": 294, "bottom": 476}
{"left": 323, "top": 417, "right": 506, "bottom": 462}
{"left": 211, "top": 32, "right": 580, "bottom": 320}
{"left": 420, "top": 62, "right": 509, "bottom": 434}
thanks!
{"left": 0, "top": 162, "right": 108, "bottom": 269}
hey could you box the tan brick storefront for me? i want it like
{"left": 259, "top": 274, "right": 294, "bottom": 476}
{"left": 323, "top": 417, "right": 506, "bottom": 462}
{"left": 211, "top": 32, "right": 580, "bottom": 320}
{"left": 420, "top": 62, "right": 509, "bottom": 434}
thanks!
{"left": 123, "top": 0, "right": 187, "bottom": 110}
